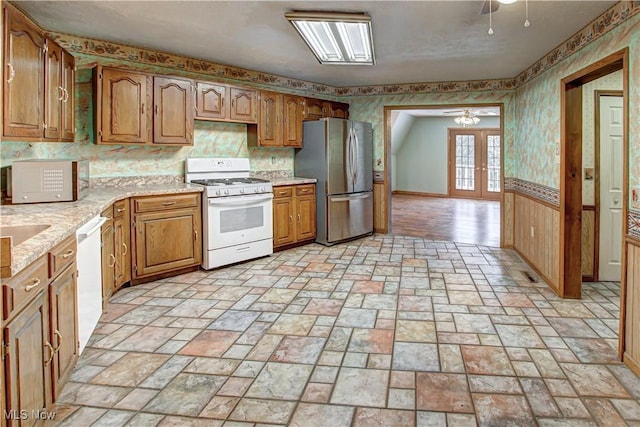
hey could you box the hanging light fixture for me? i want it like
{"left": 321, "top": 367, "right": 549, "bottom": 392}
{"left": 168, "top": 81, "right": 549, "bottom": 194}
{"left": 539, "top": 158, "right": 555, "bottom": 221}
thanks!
{"left": 454, "top": 110, "right": 481, "bottom": 127}
{"left": 487, "top": 0, "right": 531, "bottom": 34}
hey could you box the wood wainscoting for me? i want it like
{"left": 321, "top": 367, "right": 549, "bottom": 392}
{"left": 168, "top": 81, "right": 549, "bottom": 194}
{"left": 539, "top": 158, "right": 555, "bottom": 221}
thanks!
{"left": 503, "top": 192, "right": 515, "bottom": 247}
{"left": 512, "top": 193, "right": 561, "bottom": 292}
{"left": 623, "top": 237, "right": 640, "bottom": 376}
{"left": 582, "top": 206, "right": 596, "bottom": 281}
{"left": 373, "top": 182, "right": 388, "bottom": 234}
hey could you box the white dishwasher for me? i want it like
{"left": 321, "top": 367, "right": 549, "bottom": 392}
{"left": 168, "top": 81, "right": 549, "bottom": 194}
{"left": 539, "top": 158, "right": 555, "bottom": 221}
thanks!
{"left": 76, "top": 215, "right": 107, "bottom": 354}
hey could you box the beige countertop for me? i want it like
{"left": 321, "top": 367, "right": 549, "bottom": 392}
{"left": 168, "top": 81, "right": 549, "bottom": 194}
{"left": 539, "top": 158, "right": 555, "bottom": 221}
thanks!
{"left": 1, "top": 184, "right": 204, "bottom": 279}
{"left": 270, "top": 177, "right": 317, "bottom": 186}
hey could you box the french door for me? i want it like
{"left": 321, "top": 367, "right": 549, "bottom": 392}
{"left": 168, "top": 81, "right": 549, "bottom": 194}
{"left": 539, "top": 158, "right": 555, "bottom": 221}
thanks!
{"left": 448, "top": 128, "right": 501, "bottom": 200}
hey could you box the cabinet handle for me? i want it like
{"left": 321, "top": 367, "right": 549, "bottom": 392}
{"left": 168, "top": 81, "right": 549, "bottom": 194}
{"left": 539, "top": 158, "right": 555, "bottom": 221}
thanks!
{"left": 53, "top": 330, "right": 63, "bottom": 352}
{"left": 24, "top": 277, "right": 41, "bottom": 292}
{"left": 109, "top": 254, "right": 116, "bottom": 268}
{"left": 63, "top": 88, "right": 69, "bottom": 102}
{"left": 297, "top": 213, "right": 301, "bottom": 223}
{"left": 155, "top": 105, "right": 159, "bottom": 114}
{"left": 122, "top": 242, "right": 128, "bottom": 256}
{"left": 289, "top": 215, "right": 293, "bottom": 224}
{"left": 300, "top": 188, "right": 310, "bottom": 193}
{"left": 6, "top": 63, "right": 15, "bottom": 84}
{"left": 161, "top": 201, "right": 176, "bottom": 206}
{"left": 117, "top": 207, "right": 126, "bottom": 213}
{"left": 141, "top": 103, "right": 145, "bottom": 114}
{"left": 57, "top": 86, "right": 65, "bottom": 101}
{"left": 231, "top": 98, "right": 235, "bottom": 109}
{"left": 44, "top": 341, "right": 54, "bottom": 365}
{"left": 62, "top": 249, "right": 75, "bottom": 259}
{"left": 221, "top": 98, "right": 225, "bottom": 107}
{"left": 194, "top": 230, "right": 198, "bottom": 241}
{"left": 278, "top": 191, "right": 288, "bottom": 195}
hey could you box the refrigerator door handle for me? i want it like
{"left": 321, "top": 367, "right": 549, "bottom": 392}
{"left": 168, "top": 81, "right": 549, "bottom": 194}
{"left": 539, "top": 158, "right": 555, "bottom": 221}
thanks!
{"left": 349, "top": 127, "right": 357, "bottom": 188}
{"left": 346, "top": 126, "right": 353, "bottom": 192}
{"left": 331, "top": 193, "right": 372, "bottom": 202}
{"left": 352, "top": 128, "right": 359, "bottom": 187}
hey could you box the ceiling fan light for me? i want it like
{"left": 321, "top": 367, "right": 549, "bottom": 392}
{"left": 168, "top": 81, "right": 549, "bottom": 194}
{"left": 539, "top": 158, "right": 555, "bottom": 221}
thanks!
{"left": 454, "top": 111, "right": 481, "bottom": 127}
{"left": 498, "top": 0, "right": 518, "bottom": 4}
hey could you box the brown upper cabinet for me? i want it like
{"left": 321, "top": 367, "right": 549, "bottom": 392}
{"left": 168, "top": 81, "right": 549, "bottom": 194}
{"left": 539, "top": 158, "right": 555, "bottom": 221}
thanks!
{"left": 229, "top": 87, "right": 258, "bottom": 123}
{"left": 331, "top": 101, "right": 349, "bottom": 119}
{"left": 303, "top": 97, "right": 327, "bottom": 121}
{"left": 196, "top": 82, "right": 228, "bottom": 120}
{"left": 249, "top": 92, "right": 305, "bottom": 148}
{"left": 283, "top": 94, "right": 304, "bottom": 147}
{"left": 255, "top": 90, "right": 283, "bottom": 147}
{"left": 95, "top": 66, "right": 153, "bottom": 144}
{"left": 2, "top": 4, "right": 75, "bottom": 142}
{"left": 44, "top": 40, "right": 75, "bottom": 142}
{"left": 153, "top": 76, "right": 194, "bottom": 145}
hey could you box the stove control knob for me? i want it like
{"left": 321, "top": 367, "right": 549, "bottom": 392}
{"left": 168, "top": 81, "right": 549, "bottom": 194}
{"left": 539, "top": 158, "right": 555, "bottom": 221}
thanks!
{"left": 224, "top": 189, "right": 229, "bottom": 195}
{"left": 240, "top": 188, "right": 245, "bottom": 194}
{"left": 216, "top": 190, "right": 221, "bottom": 196}
{"left": 254, "top": 187, "right": 259, "bottom": 193}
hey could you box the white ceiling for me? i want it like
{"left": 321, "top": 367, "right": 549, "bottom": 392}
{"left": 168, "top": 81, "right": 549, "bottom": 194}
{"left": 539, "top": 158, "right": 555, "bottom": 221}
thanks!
{"left": 16, "top": 0, "right": 616, "bottom": 87}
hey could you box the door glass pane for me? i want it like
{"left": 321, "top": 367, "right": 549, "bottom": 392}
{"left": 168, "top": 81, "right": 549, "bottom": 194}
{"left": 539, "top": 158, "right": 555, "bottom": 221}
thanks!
{"left": 487, "top": 135, "right": 501, "bottom": 192}
{"left": 220, "top": 206, "right": 264, "bottom": 233}
{"left": 455, "top": 134, "right": 475, "bottom": 190}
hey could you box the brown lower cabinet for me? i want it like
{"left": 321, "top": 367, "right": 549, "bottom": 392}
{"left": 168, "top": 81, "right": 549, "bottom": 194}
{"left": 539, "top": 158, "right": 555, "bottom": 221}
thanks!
{"left": 100, "top": 206, "right": 116, "bottom": 304}
{"left": 2, "top": 236, "right": 78, "bottom": 427}
{"left": 131, "top": 193, "right": 202, "bottom": 283}
{"left": 273, "top": 184, "right": 316, "bottom": 250}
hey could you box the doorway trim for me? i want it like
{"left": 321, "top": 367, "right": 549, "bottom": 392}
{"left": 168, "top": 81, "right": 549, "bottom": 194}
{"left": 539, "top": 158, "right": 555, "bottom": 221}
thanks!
{"left": 382, "top": 103, "right": 504, "bottom": 240}
{"left": 559, "top": 48, "right": 628, "bottom": 357}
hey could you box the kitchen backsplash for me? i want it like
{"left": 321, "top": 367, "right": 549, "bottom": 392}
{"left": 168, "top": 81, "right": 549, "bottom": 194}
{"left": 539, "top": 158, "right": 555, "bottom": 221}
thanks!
{"left": 0, "top": 69, "right": 294, "bottom": 180}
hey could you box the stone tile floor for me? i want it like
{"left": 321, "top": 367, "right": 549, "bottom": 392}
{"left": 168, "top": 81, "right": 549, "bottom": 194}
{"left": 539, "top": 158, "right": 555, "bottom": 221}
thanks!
{"left": 51, "top": 235, "right": 640, "bottom": 426}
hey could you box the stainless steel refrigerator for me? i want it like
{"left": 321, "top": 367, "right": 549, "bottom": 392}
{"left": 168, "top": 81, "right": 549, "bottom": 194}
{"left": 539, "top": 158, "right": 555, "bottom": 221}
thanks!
{"left": 295, "top": 118, "right": 373, "bottom": 245}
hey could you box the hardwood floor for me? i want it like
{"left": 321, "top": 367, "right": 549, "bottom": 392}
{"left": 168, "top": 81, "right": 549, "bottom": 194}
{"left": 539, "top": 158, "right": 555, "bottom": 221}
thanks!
{"left": 391, "top": 194, "right": 501, "bottom": 247}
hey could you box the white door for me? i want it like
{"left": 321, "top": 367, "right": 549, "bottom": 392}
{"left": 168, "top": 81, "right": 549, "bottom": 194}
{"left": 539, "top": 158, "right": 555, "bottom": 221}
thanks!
{"left": 598, "top": 95, "right": 623, "bottom": 281}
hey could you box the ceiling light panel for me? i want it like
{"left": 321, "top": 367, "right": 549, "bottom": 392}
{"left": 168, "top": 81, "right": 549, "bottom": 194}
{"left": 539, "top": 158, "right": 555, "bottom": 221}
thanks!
{"left": 286, "top": 12, "right": 375, "bottom": 65}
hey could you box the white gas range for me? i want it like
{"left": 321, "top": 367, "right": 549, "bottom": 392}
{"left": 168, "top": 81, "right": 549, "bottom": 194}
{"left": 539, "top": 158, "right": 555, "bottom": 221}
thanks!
{"left": 185, "top": 158, "right": 273, "bottom": 269}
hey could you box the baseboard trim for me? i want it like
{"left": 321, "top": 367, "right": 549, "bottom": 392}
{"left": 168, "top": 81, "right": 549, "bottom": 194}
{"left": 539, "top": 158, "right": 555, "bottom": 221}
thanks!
{"left": 512, "top": 246, "right": 561, "bottom": 296}
{"left": 624, "top": 353, "right": 640, "bottom": 376}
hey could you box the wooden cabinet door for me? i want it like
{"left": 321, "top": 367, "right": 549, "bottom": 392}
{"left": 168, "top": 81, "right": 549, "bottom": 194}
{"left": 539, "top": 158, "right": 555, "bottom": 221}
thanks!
{"left": 321, "top": 101, "right": 332, "bottom": 118}
{"left": 296, "top": 194, "right": 316, "bottom": 241}
{"left": 49, "top": 264, "right": 78, "bottom": 400}
{"left": 97, "top": 67, "right": 151, "bottom": 144}
{"left": 133, "top": 208, "right": 200, "bottom": 277}
{"left": 258, "top": 91, "right": 282, "bottom": 146}
{"left": 153, "top": 76, "right": 194, "bottom": 145}
{"left": 229, "top": 87, "right": 257, "bottom": 123}
{"left": 113, "top": 202, "right": 131, "bottom": 289}
{"left": 196, "top": 82, "right": 228, "bottom": 120}
{"left": 303, "top": 97, "right": 324, "bottom": 121}
{"left": 3, "top": 7, "right": 45, "bottom": 138}
{"left": 44, "top": 39, "right": 62, "bottom": 140}
{"left": 283, "top": 95, "right": 303, "bottom": 147}
{"left": 100, "top": 218, "right": 115, "bottom": 304}
{"left": 331, "top": 102, "right": 349, "bottom": 119}
{"left": 60, "top": 50, "right": 75, "bottom": 141}
{"left": 273, "top": 195, "right": 295, "bottom": 247}
{"left": 4, "top": 291, "right": 53, "bottom": 427}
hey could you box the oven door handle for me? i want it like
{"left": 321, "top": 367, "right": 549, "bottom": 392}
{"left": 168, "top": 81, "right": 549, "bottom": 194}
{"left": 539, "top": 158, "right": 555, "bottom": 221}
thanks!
{"left": 208, "top": 193, "right": 274, "bottom": 206}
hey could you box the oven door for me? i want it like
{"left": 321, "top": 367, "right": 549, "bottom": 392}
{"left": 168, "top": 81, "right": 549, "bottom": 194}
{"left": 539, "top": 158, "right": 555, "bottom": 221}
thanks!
{"left": 205, "top": 193, "right": 273, "bottom": 249}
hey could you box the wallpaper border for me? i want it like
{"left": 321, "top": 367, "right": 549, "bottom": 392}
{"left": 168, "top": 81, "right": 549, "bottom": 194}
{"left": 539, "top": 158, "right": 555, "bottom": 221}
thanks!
{"left": 504, "top": 177, "right": 560, "bottom": 207}
{"left": 629, "top": 209, "right": 640, "bottom": 240}
{"left": 46, "top": 1, "right": 639, "bottom": 97}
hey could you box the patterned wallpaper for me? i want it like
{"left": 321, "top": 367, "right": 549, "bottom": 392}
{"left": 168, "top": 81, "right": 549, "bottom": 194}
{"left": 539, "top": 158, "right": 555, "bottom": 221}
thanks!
{"left": 514, "top": 11, "right": 639, "bottom": 207}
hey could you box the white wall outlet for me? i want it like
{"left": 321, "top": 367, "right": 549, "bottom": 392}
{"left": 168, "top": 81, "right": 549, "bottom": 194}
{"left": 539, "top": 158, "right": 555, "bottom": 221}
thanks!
{"left": 530, "top": 226, "right": 535, "bottom": 238}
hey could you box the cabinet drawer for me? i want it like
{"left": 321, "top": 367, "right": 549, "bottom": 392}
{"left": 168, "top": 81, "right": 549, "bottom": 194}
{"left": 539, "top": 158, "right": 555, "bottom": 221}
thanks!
{"left": 133, "top": 193, "right": 200, "bottom": 213}
{"left": 3, "top": 255, "right": 48, "bottom": 321}
{"left": 113, "top": 199, "right": 128, "bottom": 218}
{"left": 48, "top": 235, "right": 77, "bottom": 279}
{"left": 101, "top": 205, "right": 114, "bottom": 220}
{"left": 296, "top": 184, "right": 315, "bottom": 196}
{"left": 273, "top": 187, "right": 293, "bottom": 198}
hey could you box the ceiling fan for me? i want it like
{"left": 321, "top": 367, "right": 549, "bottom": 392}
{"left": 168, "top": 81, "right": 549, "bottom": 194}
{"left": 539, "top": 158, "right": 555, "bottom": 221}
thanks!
{"left": 442, "top": 109, "right": 498, "bottom": 116}
{"left": 480, "top": 0, "right": 518, "bottom": 15}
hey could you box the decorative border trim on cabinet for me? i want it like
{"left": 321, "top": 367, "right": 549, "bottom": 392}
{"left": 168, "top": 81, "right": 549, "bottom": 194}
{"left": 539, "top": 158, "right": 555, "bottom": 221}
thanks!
{"left": 504, "top": 177, "right": 560, "bottom": 207}
{"left": 45, "top": 1, "right": 638, "bottom": 97}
